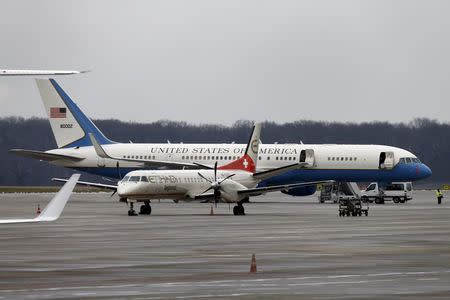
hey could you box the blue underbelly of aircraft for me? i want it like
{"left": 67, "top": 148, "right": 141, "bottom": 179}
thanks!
{"left": 71, "top": 163, "right": 428, "bottom": 185}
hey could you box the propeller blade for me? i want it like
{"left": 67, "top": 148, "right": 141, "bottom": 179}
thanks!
{"left": 111, "top": 190, "right": 117, "bottom": 197}
{"left": 219, "top": 173, "right": 235, "bottom": 184}
{"left": 214, "top": 161, "right": 218, "bottom": 182}
{"left": 198, "top": 172, "right": 212, "bottom": 183}
{"left": 200, "top": 186, "right": 213, "bottom": 195}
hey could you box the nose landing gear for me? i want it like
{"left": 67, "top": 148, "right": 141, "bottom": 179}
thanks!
{"left": 128, "top": 202, "right": 137, "bottom": 216}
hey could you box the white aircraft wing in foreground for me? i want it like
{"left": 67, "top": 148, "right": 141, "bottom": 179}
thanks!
{"left": 0, "top": 174, "right": 80, "bottom": 224}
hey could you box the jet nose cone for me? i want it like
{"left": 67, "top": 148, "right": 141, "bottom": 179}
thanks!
{"left": 420, "top": 164, "right": 432, "bottom": 179}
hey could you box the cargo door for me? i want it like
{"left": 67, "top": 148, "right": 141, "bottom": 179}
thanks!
{"left": 299, "top": 149, "right": 315, "bottom": 167}
{"left": 379, "top": 151, "right": 394, "bottom": 169}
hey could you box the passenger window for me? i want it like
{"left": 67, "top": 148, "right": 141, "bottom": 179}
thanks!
{"left": 345, "top": 157, "right": 348, "bottom": 161}
{"left": 349, "top": 157, "right": 352, "bottom": 161}
{"left": 275, "top": 157, "right": 278, "bottom": 160}
{"left": 140, "top": 176, "right": 148, "bottom": 182}
{"left": 341, "top": 157, "right": 344, "bottom": 161}
{"left": 267, "top": 156, "right": 270, "bottom": 160}
{"left": 354, "top": 157, "right": 357, "bottom": 161}
{"left": 284, "top": 157, "right": 288, "bottom": 160}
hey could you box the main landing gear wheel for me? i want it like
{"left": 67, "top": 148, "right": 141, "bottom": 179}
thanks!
{"left": 128, "top": 202, "right": 138, "bottom": 216}
{"left": 139, "top": 200, "right": 152, "bottom": 215}
{"left": 233, "top": 203, "right": 245, "bottom": 216}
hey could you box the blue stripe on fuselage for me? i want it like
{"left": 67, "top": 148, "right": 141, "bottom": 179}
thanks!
{"left": 70, "top": 163, "right": 431, "bottom": 184}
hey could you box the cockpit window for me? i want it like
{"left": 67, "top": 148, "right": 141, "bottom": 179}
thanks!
{"left": 122, "top": 176, "right": 130, "bottom": 182}
{"left": 140, "top": 176, "right": 148, "bottom": 182}
{"left": 399, "top": 157, "right": 421, "bottom": 164}
{"left": 129, "top": 176, "right": 140, "bottom": 182}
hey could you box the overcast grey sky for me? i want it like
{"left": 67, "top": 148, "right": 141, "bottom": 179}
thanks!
{"left": 1, "top": 0, "right": 449, "bottom": 124}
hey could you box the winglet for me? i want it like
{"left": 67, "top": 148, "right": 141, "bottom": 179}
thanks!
{"left": 88, "top": 133, "right": 110, "bottom": 158}
{"left": 35, "top": 174, "right": 80, "bottom": 222}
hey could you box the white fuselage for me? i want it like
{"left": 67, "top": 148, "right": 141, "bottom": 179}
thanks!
{"left": 117, "top": 169, "right": 256, "bottom": 202}
{"left": 48, "top": 143, "right": 415, "bottom": 171}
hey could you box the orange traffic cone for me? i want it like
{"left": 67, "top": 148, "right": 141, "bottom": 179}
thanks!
{"left": 250, "top": 254, "right": 257, "bottom": 273}
{"left": 36, "top": 204, "right": 41, "bottom": 214}
{"left": 209, "top": 205, "right": 214, "bottom": 216}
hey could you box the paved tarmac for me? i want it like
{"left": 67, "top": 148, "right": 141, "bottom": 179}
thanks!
{"left": 0, "top": 190, "right": 449, "bottom": 299}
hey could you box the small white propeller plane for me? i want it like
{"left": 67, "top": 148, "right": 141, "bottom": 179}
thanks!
{"left": 54, "top": 124, "right": 331, "bottom": 216}
{"left": 0, "top": 174, "right": 80, "bottom": 224}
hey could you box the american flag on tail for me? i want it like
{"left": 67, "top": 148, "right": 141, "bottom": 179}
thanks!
{"left": 50, "top": 107, "right": 67, "bottom": 118}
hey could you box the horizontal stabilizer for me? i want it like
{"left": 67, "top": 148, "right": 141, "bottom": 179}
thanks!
{"left": 9, "top": 149, "right": 84, "bottom": 162}
{"left": 52, "top": 178, "right": 117, "bottom": 191}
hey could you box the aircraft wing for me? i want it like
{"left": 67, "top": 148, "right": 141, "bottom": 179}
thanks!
{"left": 0, "top": 69, "right": 88, "bottom": 76}
{"left": 88, "top": 133, "right": 200, "bottom": 169}
{"left": 0, "top": 174, "right": 80, "bottom": 224}
{"left": 52, "top": 178, "right": 117, "bottom": 191}
{"left": 252, "top": 163, "right": 307, "bottom": 180}
{"left": 237, "top": 180, "right": 334, "bottom": 197}
{"left": 9, "top": 149, "right": 84, "bottom": 162}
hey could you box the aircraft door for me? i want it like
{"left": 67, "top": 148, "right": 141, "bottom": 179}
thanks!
{"left": 299, "top": 149, "right": 315, "bottom": 167}
{"left": 379, "top": 151, "right": 394, "bottom": 169}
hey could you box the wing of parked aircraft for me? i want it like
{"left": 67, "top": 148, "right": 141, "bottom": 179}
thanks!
{"left": 9, "top": 149, "right": 84, "bottom": 162}
{"left": 236, "top": 180, "right": 334, "bottom": 197}
{"left": 0, "top": 70, "right": 88, "bottom": 76}
{"left": 88, "top": 133, "right": 201, "bottom": 169}
{"left": 252, "top": 163, "right": 307, "bottom": 180}
{"left": 0, "top": 174, "right": 80, "bottom": 224}
{"left": 193, "top": 180, "right": 334, "bottom": 201}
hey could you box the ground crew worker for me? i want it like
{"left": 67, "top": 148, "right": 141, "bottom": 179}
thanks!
{"left": 436, "top": 189, "right": 443, "bottom": 205}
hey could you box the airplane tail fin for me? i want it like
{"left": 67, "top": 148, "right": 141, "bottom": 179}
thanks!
{"left": 35, "top": 79, "right": 114, "bottom": 148}
{"left": 218, "top": 122, "right": 261, "bottom": 173}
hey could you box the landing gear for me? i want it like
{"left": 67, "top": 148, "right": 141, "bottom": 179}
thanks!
{"left": 128, "top": 202, "right": 138, "bottom": 216}
{"left": 139, "top": 200, "right": 152, "bottom": 215}
{"left": 233, "top": 202, "right": 245, "bottom": 215}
